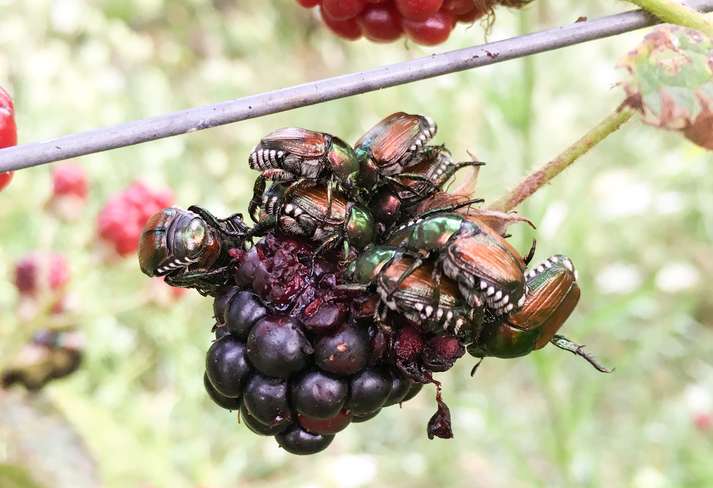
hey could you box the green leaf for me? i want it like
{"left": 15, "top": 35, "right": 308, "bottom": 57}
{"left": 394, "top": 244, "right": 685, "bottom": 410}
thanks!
{"left": 619, "top": 25, "right": 713, "bottom": 150}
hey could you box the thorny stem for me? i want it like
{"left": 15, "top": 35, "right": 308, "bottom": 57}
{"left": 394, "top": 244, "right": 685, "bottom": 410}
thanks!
{"left": 627, "top": 0, "right": 713, "bottom": 37}
{"left": 488, "top": 106, "right": 634, "bottom": 212}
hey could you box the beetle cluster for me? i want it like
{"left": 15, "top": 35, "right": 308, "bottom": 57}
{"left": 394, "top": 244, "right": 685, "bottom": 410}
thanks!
{"left": 138, "top": 112, "right": 608, "bottom": 454}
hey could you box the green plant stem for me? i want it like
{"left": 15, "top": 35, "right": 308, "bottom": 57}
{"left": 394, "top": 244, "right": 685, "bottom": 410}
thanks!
{"left": 628, "top": 0, "right": 713, "bottom": 37}
{"left": 488, "top": 106, "right": 634, "bottom": 212}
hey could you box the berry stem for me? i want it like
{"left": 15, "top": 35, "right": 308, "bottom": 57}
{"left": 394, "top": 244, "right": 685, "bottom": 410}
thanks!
{"left": 488, "top": 105, "right": 634, "bottom": 212}
{"left": 626, "top": 0, "right": 713, "bottom": 37}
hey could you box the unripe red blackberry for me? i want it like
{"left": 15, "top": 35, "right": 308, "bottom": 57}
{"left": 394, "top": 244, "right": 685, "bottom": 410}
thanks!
{"left": 97, "top": 181, "right": 173, "bottom": 257}
{"left": 297, "top": 409, "right": 351, "bottom": 435}
{"left": 0, "top": 86, "right": 17, "bottom": 192}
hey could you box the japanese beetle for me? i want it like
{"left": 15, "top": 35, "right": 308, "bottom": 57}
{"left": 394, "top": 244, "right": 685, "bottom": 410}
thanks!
{"left": 138, "top": 206, "right": 250, "bottom": 295}
{"left": 346, "top": 245, "right": 481, "bottom": 342}
{"left": 251, "top": 184, "right": 376, "bottom": 259}
{"left": 466, "top": 255, "right": 610, "bottom": 372}
{"left": 355, "top": 112, "right": 438, "bottom": 187}
{"left": 386, "top": 211, "right": 527, "bottom": 315}
{"left": 369, "top": 150, "right": 484, "bottom": 231}
{"left": 248, "top": 128, "right": 360, "bottom": 221}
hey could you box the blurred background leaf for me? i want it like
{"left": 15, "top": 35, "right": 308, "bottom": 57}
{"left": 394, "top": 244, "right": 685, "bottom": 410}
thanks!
{"left": 619, "top": 24, "right": 713, "bottom": 150}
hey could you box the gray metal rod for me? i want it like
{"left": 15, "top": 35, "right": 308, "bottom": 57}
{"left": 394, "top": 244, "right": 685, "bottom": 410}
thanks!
{"left": 1, "top": 1, "right": 712, "bottom": 173}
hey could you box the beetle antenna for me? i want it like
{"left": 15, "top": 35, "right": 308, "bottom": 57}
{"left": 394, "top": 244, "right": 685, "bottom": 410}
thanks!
{"left": 550, "top": 335, "right": 613, "bottom": 373}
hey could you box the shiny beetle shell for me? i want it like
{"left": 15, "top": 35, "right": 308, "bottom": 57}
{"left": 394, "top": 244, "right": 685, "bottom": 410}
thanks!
{"left": 511, "top": 255, "right": 580, "bottom": 350}
{"left": 138, "top": 207, "right": 221, "bottom": 277}
{"left": 249, "top": 128, "right": 359, "bottom": 186}
{"left": 440, "top": 220, "right": 526, "bottom": 313}
{"left": 467, "top": 255, "right": 580, "bottom": 359}
{"left": 264, "top": 185, "right": 376, "bottom": 251}
{"left": 355, "top": 112, "right": 437, "bottom": 177}
{"left": 386, "top": 213, "right": 526, "bottom": 314}
{"left": 378, "top": 257, "right": 480, "bottom": 341}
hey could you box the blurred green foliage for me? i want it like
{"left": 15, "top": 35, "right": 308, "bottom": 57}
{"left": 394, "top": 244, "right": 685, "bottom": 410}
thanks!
{"left": 1, "top": 1, "right": 713, "bottom": 487}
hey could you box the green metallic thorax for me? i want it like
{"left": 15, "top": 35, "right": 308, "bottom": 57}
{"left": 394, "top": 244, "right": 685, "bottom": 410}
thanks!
{"left": 345, "top": 205, "right": 377, "bottom": 250}
{"left": 387, "top": 214, "right": 466, "bottom": 252}
{"left": 348, "top": 246, "right": 398, "bottom": 284}
{"left": 328, "top": 138, "right": 360, "bottom": 188}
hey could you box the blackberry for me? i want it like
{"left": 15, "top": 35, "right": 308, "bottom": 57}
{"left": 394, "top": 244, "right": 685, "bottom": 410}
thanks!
{"left": 246, "top": 316, "right": 313, "bottom": 378}
{"left": 242, "top": 374, "right": 293, "bottom": 430}
{"left": 204, "top": 373, "right": 241, "bottom": 411}
{"left": 291, "top": 370, "right": 348, "bottom": 418}
{"left": 422, "top": 336, "right": 465, "bottom": 372}
{"left": 352, "top": 410, "right": 381, "bottom": 423}
{"left": 297, "top": 409, "right": 351, "bottom": 435}
{"left": 384, "top": 371, "right": 413, "bottom": 406}
{"left": 315, "top": 324, "right": 370, "bottom": 376}
{"left": 224, "top": 290, "right": 267, "bottom": 339}
{"left": 347, "top": 367, "right": 392, "bottom": 415}
{"left": 212, "top": 287, "right": 238, "bottom": 324}
{"left": 205, "top": 336, "right": 252, "bottom": 398}
{"left": 240, "top": 403, "right": 289, "bottom": 436}
{"left": 401, "top": 382, "right": 424, "bottom": 403}
{"left": 276, "top": 425, "right": 334, "bottom": 455}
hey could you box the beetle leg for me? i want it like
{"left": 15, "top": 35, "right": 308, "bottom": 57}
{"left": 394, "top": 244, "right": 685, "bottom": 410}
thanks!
{"left": 248, "top": 177, "right": 267, "bottom": 223}
{"left": 385, "top": 256, "right": 423, "bottom": 301}
{"left": 387, "top": 174, "right": 440, "bottom": 200}
{"left": 246, "top": 216, "right": 276, "bottom": 239}
{"left": 373, "top": 301, "right": 390, "bottom": 328}
{"left": 419, "top": 198, "right": 485, "bottom": 219}
{"left": 335, "top": 283, "right": 371, "bottom": 292}
{"left": 309, "top": 233, "right": 342, "bottom": 276}
{"left": 326, "top": 176, "right": 335, "bottom": 220}
{"left": 187, "top": 206, "right": 251, "bottom": 246}
{"left": 550, "top": 335, "right": 613, "bottom": 373}
{"left": 523, "top": 239, "right": 537, "bottom": 266}
{"left": 164, "top": 266, "right": 231, "bottom": 296}
{"left": 453, "top": 160, "right": 486, "bottom": 171}
{"left": 430, "top": 266, "right": 442, "bottom": 318}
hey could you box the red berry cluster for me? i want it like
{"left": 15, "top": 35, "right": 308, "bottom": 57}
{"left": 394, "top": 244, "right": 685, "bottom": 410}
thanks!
{"left": 47, "top": 163, "right": 89, "bottom": 220}
{"left": 13, "top": 251, "right": 71, "bottom": 320}
{"left": 297, "top": 0, "right": 530, "bottom": 45}
{"left": 97, "top": 182, "right": 173, "bottom": 257}
{"left": 0, "top": 86, "right": 18, "bottom": 191}
{"left": 14, "top": 252, "right": 71, "bottom": 298}
{"left": 52, "top": 164, "right": 88, "bottom": 200}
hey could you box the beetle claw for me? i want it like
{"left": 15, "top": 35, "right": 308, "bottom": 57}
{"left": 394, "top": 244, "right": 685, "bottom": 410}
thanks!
{"left": 469, "top": 358, "right": 484, "bottom": 377}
